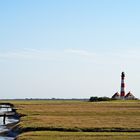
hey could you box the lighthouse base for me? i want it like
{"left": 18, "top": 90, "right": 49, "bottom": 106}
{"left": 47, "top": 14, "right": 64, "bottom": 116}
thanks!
{"left": 112, "top": 92, "right": 136, "bottom": 100}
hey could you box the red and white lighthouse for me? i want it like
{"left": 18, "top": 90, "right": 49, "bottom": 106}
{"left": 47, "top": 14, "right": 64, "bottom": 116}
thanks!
{"left": 112, "top": 72, "right": 136, "bottom": 100}
{"left": 120, "top": 72, "right": 125, "bottom": 99}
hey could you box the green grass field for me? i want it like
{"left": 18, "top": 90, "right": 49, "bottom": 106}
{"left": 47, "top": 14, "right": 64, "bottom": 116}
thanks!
{"left": 1, "top": 100, "right": 140, "bottom": 139}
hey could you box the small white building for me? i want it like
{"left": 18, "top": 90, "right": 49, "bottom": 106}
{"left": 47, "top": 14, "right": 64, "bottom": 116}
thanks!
{"left": 125, "top": 92, "right": 135, "bottom": 100}
{"left": 112, "top": 92, "right": 136, "bottom": 100}
{"left": 112, "top": 92, "right": 120, "bottom": 99}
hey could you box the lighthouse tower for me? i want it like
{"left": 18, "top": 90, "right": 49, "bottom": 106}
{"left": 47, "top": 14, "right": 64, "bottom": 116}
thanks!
{"left": 120, "top": 72, "right": 125, "bottom": 99}
{"left": 112, "top": 72, "right": 136, "bottom": 100}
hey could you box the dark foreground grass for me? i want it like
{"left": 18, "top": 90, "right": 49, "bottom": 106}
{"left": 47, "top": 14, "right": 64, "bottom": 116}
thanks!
{"left": 18, "top": 131, "right": 140, "bottom": 140}
{"left": 1, "top": 100, "right": 140, "bottom": 139}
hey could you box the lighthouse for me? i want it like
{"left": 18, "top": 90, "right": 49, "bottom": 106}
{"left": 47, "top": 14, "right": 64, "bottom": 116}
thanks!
{"left": 112, "top": 72, "right": 136, "bottom": 100}
{"left": 120, "top": 72, "right": 125, "bottom": 99}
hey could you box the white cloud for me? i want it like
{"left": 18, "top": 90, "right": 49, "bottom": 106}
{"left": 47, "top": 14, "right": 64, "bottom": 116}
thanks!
{"left": 0, "top": 48, "right": 95, "bottom": 61}
{"left": 0, "top": 48, "right": 140, "bottom": 64}
{"left": 64, "top": 49, "right": 95, "bottom": 57}
{"left": 0, "top": 49, "right": 62, "bottom": 61}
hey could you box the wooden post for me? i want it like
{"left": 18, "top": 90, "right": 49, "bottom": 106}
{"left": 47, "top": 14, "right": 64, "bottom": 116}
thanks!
{"left": 3, "top": 114, "right": 6, "bottom": 125}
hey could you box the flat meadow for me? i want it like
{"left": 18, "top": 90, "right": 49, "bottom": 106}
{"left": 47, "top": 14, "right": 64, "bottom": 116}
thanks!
{"left": 2, "top": 99, "right": 140, "bottom": 139}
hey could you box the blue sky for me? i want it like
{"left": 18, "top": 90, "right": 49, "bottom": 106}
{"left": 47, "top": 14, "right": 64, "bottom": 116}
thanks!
{"left": 0, "top": 0, "right": 140, "bottom": 99}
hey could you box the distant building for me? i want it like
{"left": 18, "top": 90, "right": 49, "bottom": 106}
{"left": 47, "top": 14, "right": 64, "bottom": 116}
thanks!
{"left": 112, "top": 92, "right": 135, "bottom": 100}
{"left": 112, "top": 72, "right": 136, "bottom": 100}
{"left": 125, "top": 92, "right": 135, "bottom": 100}
{"left": 112, "top": 92, "right": 120, "bottom": 99}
